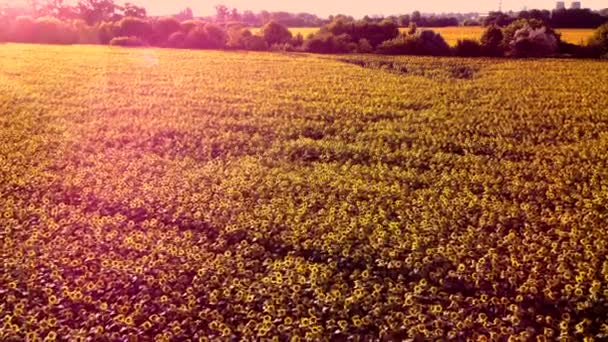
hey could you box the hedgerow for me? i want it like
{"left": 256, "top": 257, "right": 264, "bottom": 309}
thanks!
{"left": 1, "top": 14, "right": 607, "bottom": 58}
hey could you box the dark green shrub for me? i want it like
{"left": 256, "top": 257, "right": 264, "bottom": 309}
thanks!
{"left": 226, "top": 28, "right": 268, "bottom": 51}
{"left": 183, "top": 23, "right": 227, "bottom": 49}
{"left": 324, "top": 18, "right": 399, "bottom": 48}
{"left": 302, "top": 33, "right": 356, "bottom": 54}
{"left": 588, "top": 22, "right": 608, "bottom": 55}
{"left": 167, "top": 31, "right": 186, "bottom": 48}
{"left": 118, "top": 17, "right": 153, "bottom": 41}
{"left": 261, "top": 21, "right": 292, "bottom": 46}
{"left": 454, "top": 39, "right": 483, "bottom": 57}
{"left": 503, "top": 19, "right": 560, "bottom": 57}
{"left": 377, "top": 30, "right": 450, "bottom": 56}
{"left": 357, "top": 38, "right": 373, "bottom": 53}
{"left": 153, "top": 17, "right": 181, "bottom": 45}
{"left": 480, "top": 25, "right": 504, "bottom": 56}
{"left": 203, "top": 24, "right": 227, "bottom": 48}
{"left": 97, "top": 21, "right": 119, "bottom": 44}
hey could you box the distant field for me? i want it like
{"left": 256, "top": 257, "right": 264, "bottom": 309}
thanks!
{"left": 416, "top": 27, "right": 596, "bottom": 46}
{"left": 263, "top": 26, "right": 596, "bottom": 46}
{"left": 2, "top": 44, "right": 608, "bottom": 340}
{"left": 252, "top": 27, "right": 319, "bottom": 37}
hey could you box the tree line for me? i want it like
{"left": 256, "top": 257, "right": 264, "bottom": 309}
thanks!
{"left": 1, "top": 1, "right": 607, "bottom": 59}
{"left": 483, "top": 8, "right": 608, "bottom": 29}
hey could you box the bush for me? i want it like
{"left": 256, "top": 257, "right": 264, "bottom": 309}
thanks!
{"left": 589, "top": 22, "right": 608, "bottom": 55}
{"left": 480, "top": 25, "right": 504, "bottom": 56}
{"left": 302, "top": 33, "right": 356, "bottom": 54}
{"left": 118, "top": 17, "right": 153, "bottom": 42}
{"left": 242, "top": 35, "right": 268, "bottom": 51}
{"left": 454, "top": 39, "right": 483, "bottom": 57}
{"left": 203, "top": 24, "right": 227, "bottom": 48}
{"left": 261, "top": 21, "right": 292, "bottom": 46}
{"left": 377, "top": 30, "right": 450, "bottom": 56}
{"left": 509, "top": 26, "right": 559, "bottom": 57}
{"left": 557, "top": 41, "right": 602, "bottom": 58}
{"left": 226, "top": 28, "right": 268, "bottom": 51}
{"left": 502, "top": 19, "right": 560, "bottom": 57}
{"left": 72, "top": 20, "right": 100, "bottom": 44}
{"left": 153, "top": 17, "right": 182, "bottom": 45}
{"left": 167, "top": 31, "right": 186, "bottom": 48}
{"left": 184, "top": 24, "right": 227, "bottom": 49}
{"left": 290, "top": 33, "right": 304, "bottom": 48}
{"left": 98, "top": 21, "right": 119, "bottom": 44}
{"left": 357, "top": 38, "right": 373, "bottom": 53}
{"left": 324, "top": 18, "right": 399, "bottom": 48}
{"left": 501, "top": 19, "right": 554, "bottom": 48}
{"left": 109, "top": 36, "right": 146, "bottom": 47}
{"left": 180, "top": 20, "right": 205, "bottom": 34}
{"left": 184, "top": 25, "right": 208, "bottom": 48}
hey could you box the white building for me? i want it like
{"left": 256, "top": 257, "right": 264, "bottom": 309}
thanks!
{"left": 555, "top": 1, "right": 566, "bottom": 10}
{"left": 570, "top": 1, "right": 582, "bottom": 9}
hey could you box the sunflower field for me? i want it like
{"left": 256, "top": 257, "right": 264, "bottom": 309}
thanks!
{"left": 1, "top": 44, "right": 608, "bottom": 341}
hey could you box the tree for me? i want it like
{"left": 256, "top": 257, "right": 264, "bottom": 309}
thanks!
{"left": 38, "top": 0, "right": 77, "bottom": 20}
{"left": 117, "top": 16, "right": 152, "bottom": 40}
{"left": 551, "top": 8, "right": 607, "bottom": 28}
{"left": 411, "top": 11, "right": 421, "bottom": 24}
{"left": 589, "top": 22, "right": 608, "bottom": 55}
{"left": 480, "top": 25, "right": 504, "bottom": 56}
{"left": 483, "top": 12, "right": 515, "bottom": 27}
{"left": 175, "top": 7, "right": 193, "bottom": 21}
{"left": 229, "top": 8, "right": 240, "bottom": 21}
{"left": 261, "top": 20, "right": 292, "bottom": 46}
{"left": 215, "top": 4, "right": 229, "bottom": 22}
{"left": 154, "top": 17, "right": 181, "bottom": 44}
{"left": 377, "top": 30, "right": 450, "bottom": 56}
{"left": 454, "top": 39, "right": 483, "bottom": 57}
{"left": 407, "top": 22, "right": 417, "bottom": 35}
{"left": 241, "top": 10, "right": 257, "bottom": 25}
{"left": 122, "top": 3, "right": 146, "bottom": 18}
{"left": 509, "top": 25, "right": 559, "bottom": 57}
{"left": 78, "top": 0, "right": 118, "bottom": 24}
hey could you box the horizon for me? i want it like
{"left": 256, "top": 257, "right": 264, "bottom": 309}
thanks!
{"left": 4, "top": 0, "right": 608, "bottom": 18}
{"left": 138, "top": 0, "right": 607, "bottom": 17}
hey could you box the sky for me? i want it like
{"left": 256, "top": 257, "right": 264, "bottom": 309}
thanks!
{"left": 136, "top": 0, "right": 607, "bottom": 17}
{"left": 4, "top": 0, "right": 607, "bottom": 17}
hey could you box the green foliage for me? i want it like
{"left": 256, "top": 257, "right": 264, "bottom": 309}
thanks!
{"left": 166, "top": 31, "right": 186, "bottom": 48}
{"left": 261, "top": 20, "right": 292, "bottom": 46}
{"left": 454, "top": 39, "right": 483, "bottom": 57}
{"left": 589, "top": 22, "right": 608, "bottom": 55}
{"left": 357, "top": 38, "right": 373, "bottom": 53}
{"left": 301, "top": 32, "right": 356, "bottom": 54}
{"left": 152, "top": 17, "right": 181, "bottom": 44}
{"left": 184, "top": 23, "right": 227, "bottom": 49}
{"left": 377, "top": 30, "right": 450, "bottom": 56}
{"left": 480, "top": 25, "right": 504, "bottom": 56}
{"left": 227, "top": 28, "right": 268, "bottom": 51}
{"left": 322, "top": 18, "right": 399, "bottom": 48}
{"left": 501, "top": 19, "right": 560, "bottom": 57}
{"left": 97, "top": 21, "right": 119, "bottom": 44}
{"left": 117, "top": 17, "right": 153, "bottom": 41}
